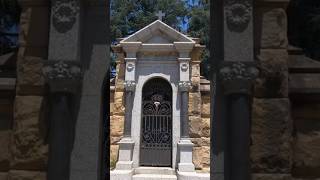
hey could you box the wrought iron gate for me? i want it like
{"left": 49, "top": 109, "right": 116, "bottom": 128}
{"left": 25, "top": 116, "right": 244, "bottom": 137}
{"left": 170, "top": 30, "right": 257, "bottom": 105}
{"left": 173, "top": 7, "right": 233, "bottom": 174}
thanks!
{"left": 140, "top": 78, "right": 172, "bottom": 167}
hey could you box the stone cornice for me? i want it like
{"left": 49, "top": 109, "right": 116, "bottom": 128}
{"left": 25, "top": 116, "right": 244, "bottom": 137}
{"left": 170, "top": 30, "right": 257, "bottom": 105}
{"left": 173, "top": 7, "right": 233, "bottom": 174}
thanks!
{"left": 120, "top": 42, "right": 142, "bottom": 53}
{"left": 174, "top": 42, "right": 195, "bottom": 53}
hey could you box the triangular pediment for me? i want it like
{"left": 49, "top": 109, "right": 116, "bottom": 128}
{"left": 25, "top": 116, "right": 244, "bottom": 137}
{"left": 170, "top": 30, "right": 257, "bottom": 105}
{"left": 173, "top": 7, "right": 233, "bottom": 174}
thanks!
{"left": 120, "top": 20, "right": 194, "bottom": 43}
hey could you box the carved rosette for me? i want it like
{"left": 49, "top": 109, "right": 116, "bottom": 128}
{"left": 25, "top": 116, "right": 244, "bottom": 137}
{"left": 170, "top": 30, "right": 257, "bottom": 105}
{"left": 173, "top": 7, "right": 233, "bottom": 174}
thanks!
{"left": 178, "top": 81, "right": 192, "bottom": 92}
{"left": 124, "top": 81, "right": 136, "bottom": 92}
{"left": 225, "top": 0, "right": 252, "bottom": 32}
{"left": 219, "top": 62, "right": 258, "bottom": 94}
{"left": 43, "top": 61, "right": 82, "bottom": 93}
{"left": 52, "top": 0, "right": 80, "bottom": 33}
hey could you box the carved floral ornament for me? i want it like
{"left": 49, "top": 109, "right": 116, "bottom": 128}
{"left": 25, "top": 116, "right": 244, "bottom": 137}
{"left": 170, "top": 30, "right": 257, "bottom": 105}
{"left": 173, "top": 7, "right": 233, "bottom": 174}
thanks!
{"left": 218, "top": 61, "right": 259, "bottom": 94}
{"left": 124, "top": 80, "right": 136, "bottom": 92}
{"left": 225, "top": 1, "right": 252, "bottom": 31}
{"left": 43, "top": 61, "right": 82, "bottom": 80}
{"left": 52, "top": 0, "right": 80, "bottom": 33}
{"left": 219, "top": 62, "right": 258, "bottom": 82}
{"left": 127, "top": 63, "right": 135, "bottom": 72}
{"left": 178, "top": 81, "right": 192, "bottom": 92}
{"left": 181, "top": 63, "right": 189, "bottom": 71}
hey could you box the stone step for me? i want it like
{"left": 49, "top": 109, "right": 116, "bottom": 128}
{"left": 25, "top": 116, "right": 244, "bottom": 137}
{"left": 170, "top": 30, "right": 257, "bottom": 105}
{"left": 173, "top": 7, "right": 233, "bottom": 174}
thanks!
{"left": 132, "top": 174, "right": 177, "bottom": 180}
{"left": 134, "top": 167, "right": 175, "bottom": 175}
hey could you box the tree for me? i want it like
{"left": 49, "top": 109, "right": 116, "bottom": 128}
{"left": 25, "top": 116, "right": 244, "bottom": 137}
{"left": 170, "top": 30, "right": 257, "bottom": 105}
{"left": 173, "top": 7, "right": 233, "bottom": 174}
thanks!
{"left": 187, "top": 0, "right": 210, "bottom": 78}
{"left": 110, "top": 0, "right": 188, "bottom": 43}
{"left": 110, "top": 0, "right": 189, "bottom": 77}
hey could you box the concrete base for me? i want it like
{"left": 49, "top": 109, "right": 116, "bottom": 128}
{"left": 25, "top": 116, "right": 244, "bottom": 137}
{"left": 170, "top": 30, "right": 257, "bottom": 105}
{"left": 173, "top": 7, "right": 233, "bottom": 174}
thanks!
{"left": 110, "top": 169, "right": 134, "bottom": 180}
{"left": 116, "top": 137, "right": 135, "bottom": 170}
{"left": 178, "top": 139, "right": 196, "bottom": 172}
{"left": 116, "top": 161, "right": 133, "bottom": 170}
{"left": 177, "top": 171, "right": 210, "bottom": 180}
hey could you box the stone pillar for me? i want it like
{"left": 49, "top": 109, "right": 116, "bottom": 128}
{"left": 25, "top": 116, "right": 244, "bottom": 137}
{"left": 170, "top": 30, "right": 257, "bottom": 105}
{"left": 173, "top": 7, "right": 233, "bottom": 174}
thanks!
{"left": 114, "top": 42, "right": 140, "bottom": 171}
{"left": 174, "top": 42, "right": 197, "bottom": 173}
{"left": 43, "top": 0, "right": 83, "bottom": 179}
{"left": 43, "top": 62, "right": 82, "bottom": 180}
{"left": 211, "top": 0, "right": 258, "bottom": 180}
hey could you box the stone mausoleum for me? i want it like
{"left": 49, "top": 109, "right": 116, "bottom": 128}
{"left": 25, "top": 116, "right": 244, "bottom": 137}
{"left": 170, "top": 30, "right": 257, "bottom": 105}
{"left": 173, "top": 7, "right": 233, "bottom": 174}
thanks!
{"left": 110, "top": 20, "right": 210, "bottom": 180}
{"left": 1, "top": 0, "right": 320, "bottom": 180}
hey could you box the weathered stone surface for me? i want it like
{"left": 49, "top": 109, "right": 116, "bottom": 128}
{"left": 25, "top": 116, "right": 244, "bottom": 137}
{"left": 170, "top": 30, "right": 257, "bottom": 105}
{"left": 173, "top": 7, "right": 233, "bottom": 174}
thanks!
{"left": 252, "top": 174, "right": 291, "bottom": 180}
{"left": 188, "top": 93, "right": 201, "bottom": 115}
{"left": 110, "top": 145, "right": 119, "bottom": 169}
{"left": 114, "top": 60, "right": 125, "bottom": 92}
{"left": 193, "top": 146, "right": 210, "bottom": 170}
{"left": 201, "top": 95, "right": 210, "bottom": 118}
{"left": 11, "top": 96, "right": 48, "bottom": 171}
{"left": 8, "top": 170, "right": 46, "bottom": 180}
{"left": 191, "top": 64, "right": 200, "bottom": 77}
{"left": 110, "top": 115, "right": 124, "bottom": 136}
{"left": 0, "top": 172, "right": 8, "bottom": 180}
{"left": 190, "top": 137, "right": 210, "bottom": 147}
{"left": 258, "top": 7, "right": 288, "bottom": 49}
{"left": 16, "top": 56, "right": 45, "bottom": 95}
{"left": 0, "top": 131, "right": 11, "bottom": 171}
{"left": 293, "top": 131, "right": 320, "bottom": 177}
{"left": 113, "top": 91, "right": 125, "bottom": 116}
{"left": 191, "top": 76, "right": 200, "bottom": 91}
{"left": 189, "top": 117, "right": 210, "bottom": 138}
{"left": 255, "top": 50, "right": 288, "bottom": 98}
{"left": 111, "top": 136, "right": 121, "bottom": 145}
{"left": 251, "top": 98, "right": 292, "bottom": 173}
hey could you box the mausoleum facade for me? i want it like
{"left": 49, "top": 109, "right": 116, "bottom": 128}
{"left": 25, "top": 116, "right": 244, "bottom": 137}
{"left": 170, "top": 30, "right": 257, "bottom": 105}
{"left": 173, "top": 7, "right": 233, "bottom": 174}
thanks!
{"left": 110, "top": 20, "right": 210, "bottom": 179}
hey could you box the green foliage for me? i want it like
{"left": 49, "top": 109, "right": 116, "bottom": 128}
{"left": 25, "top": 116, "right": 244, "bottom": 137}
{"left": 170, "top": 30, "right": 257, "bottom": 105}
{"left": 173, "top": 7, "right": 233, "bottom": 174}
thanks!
{"left": 187, "top": 0, "right": 210, "bottom": 78}
{"left": 110, "top": 0, "right": 188, "bottom": 43}
{"left": 110, "top": 0, "right": 210, "bottom": 78}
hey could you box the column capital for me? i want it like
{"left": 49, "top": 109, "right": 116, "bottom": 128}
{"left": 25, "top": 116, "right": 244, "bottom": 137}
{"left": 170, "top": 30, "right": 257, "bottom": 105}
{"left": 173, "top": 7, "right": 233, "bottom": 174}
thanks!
{"left": 218, "top": 61, "right": 259, "bottom": 95}
{"left": 178, "top": 81, "right": 192, "bottom": 92}
{"left": 124, "top": 80, "right": 136, "bottom": 92}
{"left": 43, "top": 60, "right": 83, "bottom": 93}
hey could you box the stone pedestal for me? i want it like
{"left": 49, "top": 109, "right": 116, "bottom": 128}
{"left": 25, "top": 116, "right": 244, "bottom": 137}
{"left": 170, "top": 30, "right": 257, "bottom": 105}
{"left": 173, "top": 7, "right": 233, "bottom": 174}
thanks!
{"left": 178, "top": 139, "right": 195, "bottom": 172}
{"left": 116, "top": 137, "right": 135, "bottom": 170}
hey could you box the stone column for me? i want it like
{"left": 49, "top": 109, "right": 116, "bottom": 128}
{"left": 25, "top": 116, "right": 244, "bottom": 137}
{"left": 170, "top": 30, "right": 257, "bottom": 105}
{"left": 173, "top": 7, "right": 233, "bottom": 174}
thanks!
{"left": 44, "top": 0, "right": 82, "bottom": 179}
{"left": 43, "top": 62, "right": 82, "bottom": 180}
{"left": 174, "top": 42, "right": 197, "bottom": 173}
{"left": 211, "top": 0, "right": 258, "bottom": 179}
{"left": 114, "top": 42, "right": 141, "bottom": 171}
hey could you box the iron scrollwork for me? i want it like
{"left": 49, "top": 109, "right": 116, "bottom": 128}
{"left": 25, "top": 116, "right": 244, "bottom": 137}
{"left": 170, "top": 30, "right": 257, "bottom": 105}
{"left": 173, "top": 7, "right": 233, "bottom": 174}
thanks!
{"left": 140, "top": 78, "right": 172, "bottom": 166}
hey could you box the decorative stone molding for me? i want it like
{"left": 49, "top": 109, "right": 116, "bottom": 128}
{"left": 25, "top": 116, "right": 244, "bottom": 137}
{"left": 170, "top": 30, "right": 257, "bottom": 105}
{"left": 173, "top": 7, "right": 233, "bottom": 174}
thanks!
{"left": 218, "top": 61, "right": 258, "bottom": 94}
{"left": 225, "top": 0, "right": 252, "bottom": 32}
{"left": 43, "top": 61, "right": 82, "bottom": 93}
{"left": 174, "top": 42, "right": 195, "bottom": 58}
{"left": 120, "top": 42, "right": 142, "bottom": 58}
{"left": 124, "top": 81, "right": 136, "bottom": 92}
{"left": 126, "top": 63, "right": 135, "bottom": 72}
{"left": 181, "top": 63, "right": 189, "bottom": 72}
{"left": 52, "top": 0, "right": 80, "bottom": 33}
{"left": 178, "top": 81, "right": 192, "bottom": 92}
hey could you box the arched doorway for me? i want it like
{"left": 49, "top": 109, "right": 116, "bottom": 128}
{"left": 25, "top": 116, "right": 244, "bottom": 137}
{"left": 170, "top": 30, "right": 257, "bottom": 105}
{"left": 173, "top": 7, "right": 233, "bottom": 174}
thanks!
{"left": 139, "top": 78, "right": 172, "bottom": 167}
